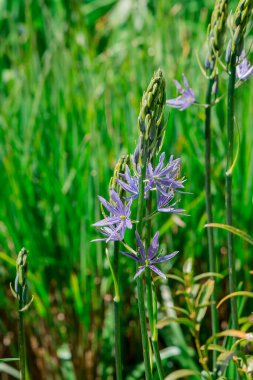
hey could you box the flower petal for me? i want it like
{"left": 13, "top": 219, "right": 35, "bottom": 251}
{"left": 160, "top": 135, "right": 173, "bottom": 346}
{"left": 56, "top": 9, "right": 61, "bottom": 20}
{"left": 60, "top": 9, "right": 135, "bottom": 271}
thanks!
{"left": 93, "top": 217, "right": 120, "bottom": 227}
{"left": 149, "top": 265, "right": 167, "bottom": 280}
{"left": 150, "top": 251, "right": 178, "bottom": 264}
{"left": 121, "top": 251, "right": 142, "bottom": 262}
{"left": 135, "top": 231, "right": 146, "bottom": 260}
{"left": 148, "top": 232, "right": 159, "bottom": 260}
{"left": 98, "top": 195, "right": 118, "bottom": 214}
{"left": 134, "top": 266, "right": 146, "bottom": 279}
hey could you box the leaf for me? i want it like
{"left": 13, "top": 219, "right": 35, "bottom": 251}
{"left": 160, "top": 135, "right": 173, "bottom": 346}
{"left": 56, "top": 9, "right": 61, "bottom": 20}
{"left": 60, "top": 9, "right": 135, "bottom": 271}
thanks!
{"left": 0, "top": 251, "right": 16, "bottom": 266}
{"left": 195, "top": 280, "right": 214, "bottom": 323}
{"left": 205, "top": 329, "right": 246, "bottom": 348}
{"left": 105, "top": 248, "right": 120, "bottom": 302}
{"left": 19, "top": 295, "right": 34, "bottom": 312}
{"left": 216, "top": 351, "right": 234, "bottom": 366}
{"left": 168, "top": 305, "right": 190, "bottom": 317}
{"left": 205, "top": 223, "right": 253, "bottom": 245}
{"left": 217, "top": 291, "right": 253, "bottom": 309}
{"left": 226, "top": 116, "right": 240, "bottom": 176}
{"left": 165, "top": 274, "right": 185, "bottom": 284}
{"left": 202, "top": 344, "right": 227, "bottom": 353}
{"left": 165, "top": 369, "right": 200, "bottom": 380}
{"left": 157, "top": 317, "right": 195, "bottom": 330}
{"left": 194, "top": 272, "right": 224, "bottom": 282}
{"left": 0, "top": 358, "right": 19, "bottom": 362}
{"left": 183, "top": 258, "right": 193, "bottom": 275}
{"left": 0, "top": 363, "right": 20, "bottom": 378}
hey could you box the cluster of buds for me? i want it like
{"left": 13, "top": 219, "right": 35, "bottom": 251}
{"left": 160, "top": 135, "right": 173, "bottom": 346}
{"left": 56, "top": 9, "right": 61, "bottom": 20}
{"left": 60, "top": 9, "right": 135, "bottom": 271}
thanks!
{"left": 10, "top": 248, "right": 33, "bottom": 311}
{"left": 226, "top": 0, "right": 253, "bottom": 62}
{"left": 137, "top": 69, "right": 166, "bottom": 162}
{"left": 206, "top": 0, "right": 228, "bottom": 72}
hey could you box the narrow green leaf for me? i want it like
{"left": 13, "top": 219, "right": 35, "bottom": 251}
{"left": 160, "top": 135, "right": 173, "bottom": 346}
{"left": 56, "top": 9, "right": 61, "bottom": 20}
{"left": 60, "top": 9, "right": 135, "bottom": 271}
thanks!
{"left": 165, "top": 369, "right": 200, "bottom": 380}
{"left": 157, "top": 317, "right": 195, "bottom": 330}
{"left": 217, "top": 291, "right": 253, "bottom": 309}
{"left": 195, "top": 279, "right": 214, "bottom": 323}
{"left": 194, "top": 272, "right": 224, "bottom": 282}
{"left": 205, "top": 223, "right": 253, "bottom": 245}
{"left": 202, "top": 344, "right": 227, "bottom": 353}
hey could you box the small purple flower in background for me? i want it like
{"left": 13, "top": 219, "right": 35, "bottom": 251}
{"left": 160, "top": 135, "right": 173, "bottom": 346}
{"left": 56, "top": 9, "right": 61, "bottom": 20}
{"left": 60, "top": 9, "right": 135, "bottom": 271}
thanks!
{"left": 121, "top": 231, "right": 178, "bottom": 279}
{"left": 157, "top": 191, "right": 184, "bottom": 214}
{"left": 116, "top": 165, "right": 140, "bottom": 200}
{"left": 166, "top": 74, "right": 195, "bottom": 111}
{"left": 236, "top": 50, "right": 253, "bottom": 81}
{"left": 93, "top": 188, "right": 132, "bottom": 242}
{"left": 145, "top": 153, "right": 184, "bottom": 196}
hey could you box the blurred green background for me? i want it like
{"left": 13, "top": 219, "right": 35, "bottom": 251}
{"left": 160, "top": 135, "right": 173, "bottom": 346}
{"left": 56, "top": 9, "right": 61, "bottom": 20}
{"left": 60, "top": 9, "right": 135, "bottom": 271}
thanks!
{"left": 0, "top": 0, "right": 252, "bottom": 379}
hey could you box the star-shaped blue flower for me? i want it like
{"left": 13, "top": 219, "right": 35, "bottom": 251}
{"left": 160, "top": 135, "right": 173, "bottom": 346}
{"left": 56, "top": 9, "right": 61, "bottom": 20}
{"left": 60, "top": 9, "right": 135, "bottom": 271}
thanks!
{"left": 93, "top": 188, "right": 132, "bottom": 242}
{"left": 157, "top": 191, "right": 184, "bottom": 214}
{"left": 145, "top": 152, "right": 184, "bottom": 196}
{"left": 166, "top": 74, "right": 195, "bottom": 111}
{"left": 236, "top": 50, "right": 253, "bottom": 81}
{"left": 116, "top": 164, "right": 140, "bottom": 200}
{"left": 121, "top": 231, "right": 178, "bottom": 279}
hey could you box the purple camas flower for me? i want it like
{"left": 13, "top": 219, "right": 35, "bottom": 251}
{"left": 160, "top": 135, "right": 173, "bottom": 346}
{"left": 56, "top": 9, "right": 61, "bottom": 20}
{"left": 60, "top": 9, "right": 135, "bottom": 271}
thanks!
{"left": 93, "top": 188, "right": 132, "bottom": 242}
{"left": 116, "top": 164, "right": 140, "bottom": 200}
{"left": 157, "top": 191, "right": 184, "bottom": 214}
{"left": 92, "top": 225, "right": 125, "bottom": 242}
{"left": 166, "top": 74, "right": 195, "bottom": 111}
{"left": 121, "top": 231, "right": 178, "bottom": 279}
{"left": 236, "top": 50, "right": 253, "bottom": 81}
{"left": 145, "top": 153, "right": 184, "bottom": 196}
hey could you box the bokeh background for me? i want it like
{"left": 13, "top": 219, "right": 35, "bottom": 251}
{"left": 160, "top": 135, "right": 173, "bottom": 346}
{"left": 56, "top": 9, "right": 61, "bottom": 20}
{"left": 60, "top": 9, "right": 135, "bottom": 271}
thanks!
{"left": 0, "top": 0, "right": 252, "bottom": 379}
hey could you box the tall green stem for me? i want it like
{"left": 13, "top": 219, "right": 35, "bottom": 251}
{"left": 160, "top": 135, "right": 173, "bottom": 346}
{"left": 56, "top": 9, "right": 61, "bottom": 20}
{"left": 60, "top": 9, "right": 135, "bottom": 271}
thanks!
{"left": 136, "top": 149, "right": 152, "bottom": 380}
{"left": 226, "top": 55, "right": 238, "bottom": 331}
{"left": 145, "top": 188, "right": 164, "bottom": 379}
{"left": 205, "top": 76, "right": 218, "bottom": 369}
{"left": 18, "top": 298, "right": 26, "bottom": 379}
{"left": 113, "top": 241, "right": 123, "bottom": 380}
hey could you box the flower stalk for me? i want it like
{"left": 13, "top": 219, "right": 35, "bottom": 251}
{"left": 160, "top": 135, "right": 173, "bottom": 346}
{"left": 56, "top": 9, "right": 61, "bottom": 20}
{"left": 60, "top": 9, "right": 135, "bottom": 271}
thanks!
{"left": 226, "top": 53, "right": 238, "bottom": 331}
{"left": 225, "top": 0, "right": 252, "bottom": 336}
{"left": 204, "top": 76, "right": 219, "bottom": 369}
{"left": 10, "top": 248, "right": 33, "bottom": 380}
{"left": 204, "top": 0, "right": 228, "bottom": 369}
{"left": 145, "top": 164, "right": 164, "bottom": 379}
{"left": 113, "top": 241, "right": 123, "bottom": 380}
{"left": 136, "top": 144, "right": 152, "bottom": 380}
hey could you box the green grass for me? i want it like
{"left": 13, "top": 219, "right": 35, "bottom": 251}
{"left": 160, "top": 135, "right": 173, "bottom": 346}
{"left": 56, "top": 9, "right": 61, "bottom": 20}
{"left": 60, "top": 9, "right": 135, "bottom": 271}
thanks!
{"left": 0, "top": 0, "right": 253, "bottom": 379}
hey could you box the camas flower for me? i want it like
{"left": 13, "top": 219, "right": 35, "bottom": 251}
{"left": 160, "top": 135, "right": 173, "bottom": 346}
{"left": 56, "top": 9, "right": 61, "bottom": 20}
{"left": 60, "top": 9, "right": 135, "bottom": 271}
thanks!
{"left": 116, "top": 164, "right": 140, "bottom": 200}
{"left": 166, "top": 74, "right": 195, "bottom": 111}
{"left": 92, "top": 225, "right": 125, "bottom": 242}
{"left": 157, "top": 191, "right": 184, "bottom": 214}
{"left": 145, "top": 153, "right": 184, "bottom": 196}
{"left": 93, "top": 188, "right": 132, "bottom": 242}
{"left": 236, "top": 50, "right": 253, "bottom": 81}
{"left": 121, "top": 231, "right": 178, "bottom": 279}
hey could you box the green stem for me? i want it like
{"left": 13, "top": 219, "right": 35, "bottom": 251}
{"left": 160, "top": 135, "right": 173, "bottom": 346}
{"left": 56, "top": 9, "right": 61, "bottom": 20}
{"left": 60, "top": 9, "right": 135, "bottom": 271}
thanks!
{"left": 146, "top": 268, "right": 165, "bottom": 380}
{"left": 153, "top": 340, "right": 165, "bottom": 380}
{"left": 226, "top": 55, "right": 239, "bottom": 332}
{"left": 113, "top": 241, "right": 123, "bottom": 380}
{"left": 205, "top": 76, "right": 218, "bottom": 369}
{"left": 136, "top": 151, "right": 152, "bottom": 380}
{"left": 18, "top": 298, "right": 26, "bottom": 380}
{"left": 145, "top": 189, "right": 164, "bottom": 379}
